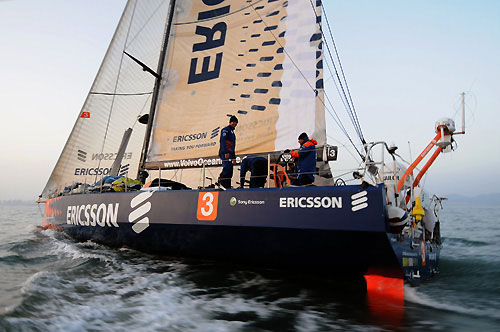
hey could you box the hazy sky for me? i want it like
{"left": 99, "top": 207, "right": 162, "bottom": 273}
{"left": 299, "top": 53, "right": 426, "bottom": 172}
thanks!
{"left": 1, "top": 0, "right": 499, "bottom": 201}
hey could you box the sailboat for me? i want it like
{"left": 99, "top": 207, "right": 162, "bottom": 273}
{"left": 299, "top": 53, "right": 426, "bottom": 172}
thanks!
{"left": 38, "top": 0, "right": 463, "bottom": 284}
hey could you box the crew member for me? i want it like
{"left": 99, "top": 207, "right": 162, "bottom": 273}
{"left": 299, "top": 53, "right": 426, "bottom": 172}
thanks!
{"left": 239, "top": 156, "right": 268, "bottom": 188}
{"left": 218, "top": 115, "right": 238, "bottom": 188}
{"left": 290, "top": 132, "right": 317, "bottom": 185}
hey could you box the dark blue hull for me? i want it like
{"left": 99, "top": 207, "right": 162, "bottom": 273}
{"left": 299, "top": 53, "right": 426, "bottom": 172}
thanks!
{"left": 41, "top": 185, "right": 440, "bottom": 281}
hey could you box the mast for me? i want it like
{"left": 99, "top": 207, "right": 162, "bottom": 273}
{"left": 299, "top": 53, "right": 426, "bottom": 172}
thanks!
{"left": 137, "top": 0, "right": 177, "bottom": 178}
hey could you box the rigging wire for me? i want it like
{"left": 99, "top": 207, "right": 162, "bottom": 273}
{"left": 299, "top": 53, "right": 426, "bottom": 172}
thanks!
{"left": 321, "top": 50, "right": 354, "bottom": 122}
{"left": 318, "top": 45, "right": 363, "bottom": 157}
{"left": 307, "top": 2, "right": 353, "bottom": 120}
{"left": 323, "top": 83, "right": 364, "bottom": 158}
{"left": 308, "top": 0, "right": 365, "bottom": 147}
{"left": 313, "top": 1, "right": 364, "bottom": 143}
{"left": 96, "top": 0, "right": 139, "bottom": 180}
{"left": 98, "top": 0, "right": 170, "bottom": 176}
{"left": 250, "top": 2, "right": 364, "bottom": 160}
{"left": 321, "top": 2, "right": 365, "bottom": 144}
{"left": 125, "top": 0, "right": 169, "bottom": 49}
{"left": 326, "top": 134, "right": 363, "bottom": 164}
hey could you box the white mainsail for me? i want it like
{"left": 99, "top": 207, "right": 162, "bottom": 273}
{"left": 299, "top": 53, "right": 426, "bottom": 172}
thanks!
{"left": 41, "top": 1, "right": 171, "bottom": 199}
{"left": 145, "top": 0, "right": 325, "bottom": 168}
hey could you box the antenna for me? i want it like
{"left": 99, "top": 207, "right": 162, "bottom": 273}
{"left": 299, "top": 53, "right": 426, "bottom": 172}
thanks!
{"left": 455, "top": 92, "right": 466, "bottom": 135}
{"left": 461, "top": 92, "right": 465, "bottom": 134}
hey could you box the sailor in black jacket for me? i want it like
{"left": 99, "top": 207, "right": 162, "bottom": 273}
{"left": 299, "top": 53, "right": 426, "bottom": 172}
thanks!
{"left": 239, "top": 156, "right": 268, "bottom": 188}
{"left": 218, "top": 115, "right": 238, "bottom": 188}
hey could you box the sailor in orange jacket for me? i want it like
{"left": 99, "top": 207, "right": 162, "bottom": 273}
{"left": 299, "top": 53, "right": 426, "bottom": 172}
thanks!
{"left": 290, "top": 132, "right": 317, "bottom": 185}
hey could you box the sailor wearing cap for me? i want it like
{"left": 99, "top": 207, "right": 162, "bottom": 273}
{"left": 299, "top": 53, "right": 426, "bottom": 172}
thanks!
{"left": 290, "top": 132, "right": 318, "bottom": 185}
{"left": 218, "top": 115, "right": 238, "bottom": 188}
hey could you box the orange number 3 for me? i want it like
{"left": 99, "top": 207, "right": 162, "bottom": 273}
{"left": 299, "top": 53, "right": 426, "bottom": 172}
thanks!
{"left": 197, "top": 192, "right": 219, "bottom": 221}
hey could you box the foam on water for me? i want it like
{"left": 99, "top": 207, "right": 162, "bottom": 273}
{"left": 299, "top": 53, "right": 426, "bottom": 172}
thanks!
{"left": 405, "top": 285, "right": 500, "bottom": 320}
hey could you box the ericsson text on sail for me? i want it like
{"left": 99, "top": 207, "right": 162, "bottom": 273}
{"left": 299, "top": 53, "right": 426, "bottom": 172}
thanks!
{"left": 188, "top": 0, "right": 230, "bottom": 84}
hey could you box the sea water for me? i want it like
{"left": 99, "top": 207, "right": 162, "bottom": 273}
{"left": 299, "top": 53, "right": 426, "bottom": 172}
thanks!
{"left": 0, "top": 202, "right": 499, "bottom": 331}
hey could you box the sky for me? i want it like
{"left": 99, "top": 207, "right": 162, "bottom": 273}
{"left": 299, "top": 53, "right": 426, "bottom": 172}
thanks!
{"left": 0, "top": 0, "right": 499, "bottom": 201}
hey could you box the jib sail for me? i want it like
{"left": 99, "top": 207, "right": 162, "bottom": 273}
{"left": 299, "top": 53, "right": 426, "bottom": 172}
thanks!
{"left": 41, "top": 1, "right": 171, "bottom": 199}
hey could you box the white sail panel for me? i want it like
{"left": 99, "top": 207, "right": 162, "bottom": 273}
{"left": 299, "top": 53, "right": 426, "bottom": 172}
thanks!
{"left": 146, "top": 0, "right": 324, "bottom": 166}
{"left": 41, "top": 0, "right": 171, "bottom": 199}
{"left": 276, "top": 0, "right": 325, "bottom": 150}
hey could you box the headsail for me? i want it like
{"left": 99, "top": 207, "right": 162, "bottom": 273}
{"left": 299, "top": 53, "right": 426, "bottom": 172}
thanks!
{"left": 41, "top": 1, "right": 171, "bottom": 199}
{"left": 145, "top": 0, "right": 325, "bottom": 169}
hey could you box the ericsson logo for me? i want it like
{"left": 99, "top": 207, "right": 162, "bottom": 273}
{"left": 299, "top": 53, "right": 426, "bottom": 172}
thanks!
{"left": 119, "top": 164, "right": 130, "bottom": 177}
{"left": 351, "top": 191, "right": 368, "bottom": 211}
{"left": 129, "top": 191, "right": 153, "bottom": 234}
{"left": 230, "top": 197, "right": 237, "bottom": 206}
{"left": 77, "top": 149, "right": 87, "bottom": 162}
{"left": 210, "top": 127, "right": 220, "bottom": 139}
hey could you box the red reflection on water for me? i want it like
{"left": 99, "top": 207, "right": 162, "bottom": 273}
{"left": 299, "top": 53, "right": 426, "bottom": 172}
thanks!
{"left": 365, "top": 274, "right": 404, "bottom": 328}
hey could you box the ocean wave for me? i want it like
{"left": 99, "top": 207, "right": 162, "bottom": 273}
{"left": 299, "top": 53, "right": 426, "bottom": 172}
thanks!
{"left": 40, "top": 231, "right": 113, "bottom": 263}
{"left": 441, "top": 244, "right": 500, "bottom": 264}
{"left": 20, "top": 271, "right": 54, "bottom": 296}
{"left": 2, "top": 259, "right": 383, "bottom": 332}
{"left": 0, "top": 253, "right": 48, "bottom": 266}
{"left": 443, "top": 237, "right": 489, "bottom": 247}
{"left": 404, "top": 285, "right": 500, "bottom": 320}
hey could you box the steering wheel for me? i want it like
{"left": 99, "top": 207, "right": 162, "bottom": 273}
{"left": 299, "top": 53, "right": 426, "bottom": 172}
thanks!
{"left": 334, "top": 178, "right": 346, "bottom": 186}
{"left": 279, "top": 151, "right": 293, "bottom": 165}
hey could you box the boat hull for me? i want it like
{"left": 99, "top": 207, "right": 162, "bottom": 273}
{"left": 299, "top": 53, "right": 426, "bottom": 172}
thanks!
{"left": 41, "top": 185, "right": 439, "bottom": 280}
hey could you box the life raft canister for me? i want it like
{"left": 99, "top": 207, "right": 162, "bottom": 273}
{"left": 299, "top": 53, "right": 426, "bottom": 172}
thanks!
{"left": 387, "top": 206, "right": 409, "bottom": 234}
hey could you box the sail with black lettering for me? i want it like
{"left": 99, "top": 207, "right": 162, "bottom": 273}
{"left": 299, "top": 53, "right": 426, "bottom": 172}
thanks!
{"left": 145, "top": 0, "right": 325, "bottom": 169}
{"left": 40, "top": 1, "right": 171, "bottom": 199}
